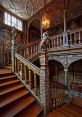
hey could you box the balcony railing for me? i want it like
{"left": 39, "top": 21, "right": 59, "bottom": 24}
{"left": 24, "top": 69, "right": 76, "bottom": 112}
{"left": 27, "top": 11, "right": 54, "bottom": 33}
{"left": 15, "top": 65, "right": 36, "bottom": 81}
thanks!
{"left": 16, "top": 28, "right": 82, "bottom": 60}
{"left": 49, "top": 28, "right": 82, "bottom": 50}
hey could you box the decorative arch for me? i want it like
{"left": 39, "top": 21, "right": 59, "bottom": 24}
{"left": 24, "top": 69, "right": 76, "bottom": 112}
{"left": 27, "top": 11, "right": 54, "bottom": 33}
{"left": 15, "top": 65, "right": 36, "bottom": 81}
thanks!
{"left": 48, "top": 55, "right": 65, "bottom": 68}
{"left": 68, "top": 58, "right": 82, "bottom": 68}
{"left": 28, "top": 19, "right": 41, "bottom": 42}
{"left": 67, "top": 55, "right": 82, "bottom": 68}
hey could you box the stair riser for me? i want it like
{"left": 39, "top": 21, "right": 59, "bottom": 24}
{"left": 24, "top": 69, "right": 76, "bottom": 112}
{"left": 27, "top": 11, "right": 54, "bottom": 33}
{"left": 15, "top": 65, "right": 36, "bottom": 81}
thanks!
{"left": 0, "top": 94, "right": 34, "bottom": 114}
{"left": 0, "top": 81, "right": 21, "bottom": 89}
{"left": 0, "top": 73, "right": 13, "bottom": 77}
{"left": 0, "top": 86, "right": 25, "bottom": 97}
{"left": 0, "top": 92, "right": 30, "bottom": 109}
{"left": 38, "top": 111, "right": 44, "bottom": 117}
{"left": 15, "top": 100, "right": 36, "bottom": 117}
{"left": 0, "top": 77, "right": 16, "bottom": 83}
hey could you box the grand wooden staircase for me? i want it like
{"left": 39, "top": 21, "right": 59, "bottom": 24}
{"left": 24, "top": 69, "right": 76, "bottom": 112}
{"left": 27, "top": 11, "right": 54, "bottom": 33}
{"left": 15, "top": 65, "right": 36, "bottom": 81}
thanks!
{"left": 0, "top": 66, "right": 43, "bottom": 117}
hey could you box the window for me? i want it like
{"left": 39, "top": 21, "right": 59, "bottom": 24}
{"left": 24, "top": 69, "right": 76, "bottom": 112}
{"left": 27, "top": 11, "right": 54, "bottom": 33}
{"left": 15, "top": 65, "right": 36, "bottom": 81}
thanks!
{"left": 4, "top": 12, "right": 23, "bottom": 31}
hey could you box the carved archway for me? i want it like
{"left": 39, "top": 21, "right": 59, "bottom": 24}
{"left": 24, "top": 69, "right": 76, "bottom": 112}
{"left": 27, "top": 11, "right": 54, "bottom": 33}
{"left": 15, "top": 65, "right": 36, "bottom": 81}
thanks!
{"left": 48, "top": 55, "right": 65, "bottom": 68}
{"left": 48, "top": 59, "right": 64, "bottom": 83}
{"left": 28, "top": 19, "right": 41, "bottom": 43}
{"left": 68, "top": 59, "right": 82, "bottom": 85}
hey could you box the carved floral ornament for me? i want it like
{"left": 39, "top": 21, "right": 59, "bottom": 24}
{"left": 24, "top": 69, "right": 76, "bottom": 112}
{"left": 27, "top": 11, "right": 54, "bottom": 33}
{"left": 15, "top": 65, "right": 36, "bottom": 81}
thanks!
{"left": 48, "top": 54, "right": 82, "bottom": 69}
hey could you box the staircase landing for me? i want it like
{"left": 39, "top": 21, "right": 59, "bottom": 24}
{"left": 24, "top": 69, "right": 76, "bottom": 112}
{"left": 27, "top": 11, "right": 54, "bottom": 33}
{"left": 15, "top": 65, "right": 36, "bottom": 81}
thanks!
{"left": 47, "top": 103, "right": 82, "bottom": 117}
{"left": 0, "top": 65, "right": 12, "bottom": 75}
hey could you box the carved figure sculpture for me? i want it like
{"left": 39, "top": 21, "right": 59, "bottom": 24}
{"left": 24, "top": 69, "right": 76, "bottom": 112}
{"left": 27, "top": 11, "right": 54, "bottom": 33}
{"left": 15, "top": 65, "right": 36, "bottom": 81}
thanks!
{"left": 11, "top": 27, "right": 17, "bottom": 40}
{"left": 40, "top": 31, "right": 50, "bottom": 50}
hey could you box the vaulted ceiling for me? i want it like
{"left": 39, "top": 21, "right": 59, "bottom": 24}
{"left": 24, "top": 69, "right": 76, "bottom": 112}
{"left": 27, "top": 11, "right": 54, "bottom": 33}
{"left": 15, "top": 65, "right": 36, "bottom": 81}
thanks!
{"left": 0, "top": 0, "right": 52, "bottom": 19}
{"left": 0, "top": 0, "right": 82, "bottom": 27}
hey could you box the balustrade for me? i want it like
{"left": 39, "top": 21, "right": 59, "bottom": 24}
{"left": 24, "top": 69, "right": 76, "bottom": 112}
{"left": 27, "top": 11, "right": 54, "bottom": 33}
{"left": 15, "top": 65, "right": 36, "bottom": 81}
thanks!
{"left": 49, "top": 81, "right": 66, "bottom": 111}
{"left": 0, "top": 42, "right": 11, "bottom": 66}
{"left": 14, "top": 28, "right": 82, "bottom": 61}
{"left": 16, "top": 40, "right": 40, "bottom": 60}
{"left": 71, "top": 82, "right": 82, "bottom": 93}
{"left": 14, "top": 53, "right": 40, "bottom": 97}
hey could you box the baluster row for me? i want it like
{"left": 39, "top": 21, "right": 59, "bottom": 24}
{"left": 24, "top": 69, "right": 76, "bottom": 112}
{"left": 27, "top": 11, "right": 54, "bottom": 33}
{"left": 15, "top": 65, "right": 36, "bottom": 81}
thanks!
{"left": 15, "top": 58, "right": 39, "bottom": 95}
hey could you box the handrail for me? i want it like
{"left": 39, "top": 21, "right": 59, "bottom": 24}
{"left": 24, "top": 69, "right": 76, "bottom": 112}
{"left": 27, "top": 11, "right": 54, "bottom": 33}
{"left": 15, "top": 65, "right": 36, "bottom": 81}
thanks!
{"left": 71, "top": 82, "right": 82, "bottom": 93}
{"left": 15, "top": 53, "right": 40, "bottom": 75}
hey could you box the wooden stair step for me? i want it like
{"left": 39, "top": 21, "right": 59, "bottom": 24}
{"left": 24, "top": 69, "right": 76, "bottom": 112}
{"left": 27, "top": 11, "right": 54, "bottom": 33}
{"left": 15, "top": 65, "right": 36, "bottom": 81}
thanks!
{"left": 16, "top": 103, "right": 43, "bottom": 117}
{"left": 66, "top": 104, "right": 82, "bottom": 114}
{"left": 1, "top": 96, "right": 36, "bottom": 117}
{"left": 0, "top": 75, "right": 16, "bottom": 82}
{"left": 0, "top": 84, "right": 24, "bottom": 96}
{"left": 47, "top": 110, "right": 66, "bottom": 117}
{"left": 58, "top": 107, "right": 75, "bottom": 117}
{"left": 0, "top": 72, "right": 13, "bottom": 77}
{"left": 0, "top": 79, "right": 20, "bottom": 87}
{"left": 0, "top": 90, "right": 29, "bottom": 108}
{"left": 60, "top": 104, "right": 82, "bottom": 117}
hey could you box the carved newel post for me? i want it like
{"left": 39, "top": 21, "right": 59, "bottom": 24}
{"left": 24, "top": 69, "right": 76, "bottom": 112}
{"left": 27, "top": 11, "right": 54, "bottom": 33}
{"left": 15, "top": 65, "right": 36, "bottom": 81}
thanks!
{"left": 11, "top": 27, "right": 17, "bottom": 72}
{"left": 39, "top": 50, "right": 50, "bottom": 115}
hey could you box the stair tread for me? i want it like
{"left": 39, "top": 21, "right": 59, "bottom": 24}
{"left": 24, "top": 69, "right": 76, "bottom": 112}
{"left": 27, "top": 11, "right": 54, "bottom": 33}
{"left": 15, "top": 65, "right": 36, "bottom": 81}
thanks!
{"left": 16, "top": 103, "right": 42, "bottom": 117}
{"left": 47, "top": 110, "right": 66, "bottom": 117}
{"left": 0, "top": 79, "right": 20, "bottom": 87}
{"left": 0, "top": 84, "right": 24, "bottom": 95}
{"left": 66, "top": 104, "right": 82, "bottom": 114}
{"left": 58, "top": 108, "right": 75, "bottom": 117}
{"left": 59, "top": 104, "right": 82, "bottom": 117}
{"left": 0, "top": 90, "right": 29, "bottom": 108}
{"left": 0, "top": 75, "right": 16, "bottom": 80}
{"left": 1, "top": 96, "right": 36, "bottom": 117}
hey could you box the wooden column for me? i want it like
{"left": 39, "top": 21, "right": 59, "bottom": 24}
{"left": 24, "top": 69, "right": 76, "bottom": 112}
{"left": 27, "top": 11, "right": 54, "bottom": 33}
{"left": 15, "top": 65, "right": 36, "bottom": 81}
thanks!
{"left": 34, "top": 73, "right": 37, "bottom": 95}
{"left": 20, "top": 62, "right": 23, "bottom": 78}
{"left": 24, "top": 65, "right": 27, "bottom": 83}
{"left": 39, "top": 50, "right": 50, "bottom": 114}
{"left": 29, "top": 69, "right": 32, "bottom": 88}
{"left": 15, "top": 58, "right": 17, "bottom": 73}
{"left": 18, "top": 60, "right": 20, "bottom": 75}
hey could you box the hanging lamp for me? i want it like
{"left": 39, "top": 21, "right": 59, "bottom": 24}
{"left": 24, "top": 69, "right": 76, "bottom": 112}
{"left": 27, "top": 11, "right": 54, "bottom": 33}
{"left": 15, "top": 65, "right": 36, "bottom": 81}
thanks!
{"left": 41, "top": 0, "right": 50, "bottom": 29}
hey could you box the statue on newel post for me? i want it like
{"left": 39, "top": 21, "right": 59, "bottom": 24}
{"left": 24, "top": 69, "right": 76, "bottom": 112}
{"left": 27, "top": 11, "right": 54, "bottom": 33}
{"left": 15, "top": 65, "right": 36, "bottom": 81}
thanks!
{"left": 40, "top": 31, "right": 50, "bottom": 51}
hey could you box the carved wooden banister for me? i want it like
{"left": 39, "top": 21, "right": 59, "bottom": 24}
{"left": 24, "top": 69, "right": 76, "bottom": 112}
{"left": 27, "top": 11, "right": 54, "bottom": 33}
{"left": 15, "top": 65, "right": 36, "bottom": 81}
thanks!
{"left": 14, "top": 52, "right": 40, "bottom": 97}
{"left": 71, "top": 82, "right": 82, "bottom": 93}
{"left": 49, "top": 81, "right": 66, "bottom": 111}
{"left": 15, "top": 53, "right": 40, "bottom": 75}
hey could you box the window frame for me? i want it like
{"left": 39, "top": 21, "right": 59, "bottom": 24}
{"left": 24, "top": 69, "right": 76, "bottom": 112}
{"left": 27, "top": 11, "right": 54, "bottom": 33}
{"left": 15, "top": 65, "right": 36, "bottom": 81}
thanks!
{"left": 4, "top": 12, "right": 23, "bottom": 31}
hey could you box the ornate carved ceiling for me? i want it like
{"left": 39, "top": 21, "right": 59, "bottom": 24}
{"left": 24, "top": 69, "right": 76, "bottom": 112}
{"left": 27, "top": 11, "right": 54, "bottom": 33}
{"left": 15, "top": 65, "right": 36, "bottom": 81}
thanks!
{"left": 0, "top": 0, "right": 52, "bottom": 19}
{"left": 0, "top": 0, "right": 82, "bottom": 26}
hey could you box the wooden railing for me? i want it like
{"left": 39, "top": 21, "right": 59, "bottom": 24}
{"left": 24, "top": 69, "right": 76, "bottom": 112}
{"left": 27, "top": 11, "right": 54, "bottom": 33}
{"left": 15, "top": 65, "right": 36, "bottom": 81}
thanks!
{"left": 49, "top": 28, "right": 82, "bottom": 50}
{"left": 16, "top": 40, "right": 40, "bottom": 60}
{"left": 71, "top": 82, "right": 82, "bottom": 93}
{"left": 15, "top": 28, "right": 82, "bottom": 60}
{"left": 49, "top": 81, "right": 66, "bottom": 111}
{"left": 0, "top": 42, "right": 11, "bottom": 66}
{"left": 14, "top": 52, "right": 40, "bottom": 96}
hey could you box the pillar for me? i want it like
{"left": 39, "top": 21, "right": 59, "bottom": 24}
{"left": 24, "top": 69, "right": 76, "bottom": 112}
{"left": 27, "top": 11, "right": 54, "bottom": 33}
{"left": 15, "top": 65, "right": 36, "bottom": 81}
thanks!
{"left": 39, "top": 50, "right": 50, "bottom": 114}
{"left": 29, "top": 69, "right": 32, "bottom": 88}
{"left": 34, "top": 73, "right": 37, "bottom": 95}
{"left": 63, "top": 9, "right": 69, "bottom": 46}
{"left": 64, "top": 9, "right": 67, "bottom": 32}
{"left": 15, "top": 58, "right": 17, "bottom": 73}
{"left": 20, "top": 62, "right": 23, "bottom": 78}
{"left": 24, "top": 65, "right": 27, "bottom": 83}
{"left": 11, "top": 39, "right": 15, "bottom": 72}
{"left": 64, "top": 68, "right": 68, "bottom": 89}
{"left": 17, "top": 60, "right": 20, "bottom": 74}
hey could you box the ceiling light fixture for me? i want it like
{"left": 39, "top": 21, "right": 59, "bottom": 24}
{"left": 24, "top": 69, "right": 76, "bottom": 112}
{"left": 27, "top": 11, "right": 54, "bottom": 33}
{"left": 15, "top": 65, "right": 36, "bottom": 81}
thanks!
{"left": 41, "top": 0, "right": 50, "bottom": 30}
